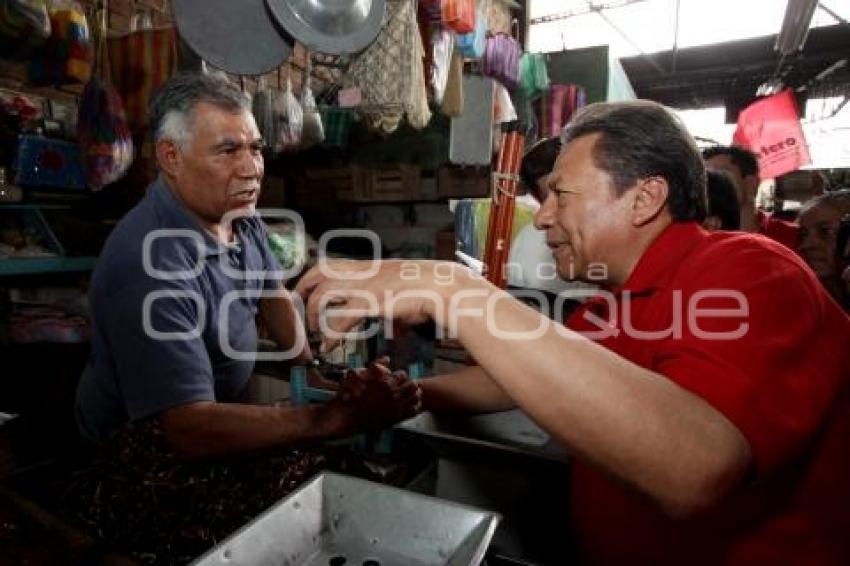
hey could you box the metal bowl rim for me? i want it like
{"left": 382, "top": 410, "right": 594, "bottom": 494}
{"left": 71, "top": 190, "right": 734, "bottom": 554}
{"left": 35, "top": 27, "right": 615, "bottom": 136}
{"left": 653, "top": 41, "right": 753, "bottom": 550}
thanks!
{"left": 265, "top": 0, "right": 386, "bottom": 55}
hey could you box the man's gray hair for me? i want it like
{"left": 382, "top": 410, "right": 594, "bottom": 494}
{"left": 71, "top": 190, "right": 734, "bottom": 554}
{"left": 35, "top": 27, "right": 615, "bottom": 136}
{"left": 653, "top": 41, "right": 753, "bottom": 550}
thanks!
{"left": 149, "top": 72, "right": 250, "bottom": 147}
{"left": 800, "top": 187, "right": 850, "bottom": 216}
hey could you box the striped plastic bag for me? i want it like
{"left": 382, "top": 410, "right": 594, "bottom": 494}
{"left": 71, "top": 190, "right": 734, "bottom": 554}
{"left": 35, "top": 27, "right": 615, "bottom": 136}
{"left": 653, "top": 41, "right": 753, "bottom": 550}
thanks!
{"left": 76, "top": 6, "right": 132, "bottom": 190}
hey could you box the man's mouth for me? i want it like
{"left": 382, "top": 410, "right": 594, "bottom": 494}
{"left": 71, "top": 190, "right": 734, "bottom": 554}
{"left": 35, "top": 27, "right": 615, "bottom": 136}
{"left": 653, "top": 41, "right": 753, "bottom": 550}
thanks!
{"left": 231, "top": 188, "right": 258, "bottom": 202}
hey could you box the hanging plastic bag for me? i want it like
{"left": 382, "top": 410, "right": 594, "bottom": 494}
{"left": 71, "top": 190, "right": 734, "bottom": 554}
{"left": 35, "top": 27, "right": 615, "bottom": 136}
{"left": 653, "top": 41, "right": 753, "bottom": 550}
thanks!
{"left": 76, "top": 6, "right": 132, "bottom": 191}
{"left": 28, "top": 0, "right": 91, "bottom": 85}
{"left": 431, "top": 29, "right": 454, "bottom": 105}
{"left": 519, "top": 52, "right": 550, "bottom": 98}
{"left": 441, "top": 0, "right": 475, "bottom": 34}
{"left": 493, "top": 83, "right": 517, "bottom": 124}
{"left": 274, "top": 76, "right": 302, "bottom": 153}
{"left": 733, "top": 89, "right": 811, "bottom": 180}
{"left": 455, "top": 0, "right": 487, "bottom": 59}
{"left": 300, "top": 64, "right": 324, "bottom": 149}
{"left": 252, "top": 75, "right": 275, "bottom": 144}
{"left": 482, "top": 26, "right": 522, "bottom": 91}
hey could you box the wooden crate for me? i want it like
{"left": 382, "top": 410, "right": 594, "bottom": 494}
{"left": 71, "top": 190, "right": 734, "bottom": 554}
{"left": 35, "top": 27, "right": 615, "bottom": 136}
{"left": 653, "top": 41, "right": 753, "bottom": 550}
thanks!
{"left": 437, "top": 166, "right": 491, "bottom": 198}
{"left": 296, "top": 166, "right": 361, "bottom": 204}
{"left": 350, "top": 165, "right": 421, "bottom": 202}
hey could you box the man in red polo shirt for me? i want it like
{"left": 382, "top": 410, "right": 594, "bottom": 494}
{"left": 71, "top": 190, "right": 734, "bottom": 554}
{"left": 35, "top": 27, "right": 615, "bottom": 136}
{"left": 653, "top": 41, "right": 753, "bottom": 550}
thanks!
{"left": 703, "top": 144, "right": 799, "bottom": 249}
{"left": 296, "top": 100, "right": 850, "bottom": 565}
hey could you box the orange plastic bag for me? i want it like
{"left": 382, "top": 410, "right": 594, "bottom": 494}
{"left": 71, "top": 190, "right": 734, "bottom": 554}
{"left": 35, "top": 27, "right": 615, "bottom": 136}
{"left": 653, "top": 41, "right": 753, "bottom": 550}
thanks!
{"left": 732, "top": 89, "right": 811, "bottom": 180}
{"left": 441, "top": 0, "right": 475, "bottom": 34}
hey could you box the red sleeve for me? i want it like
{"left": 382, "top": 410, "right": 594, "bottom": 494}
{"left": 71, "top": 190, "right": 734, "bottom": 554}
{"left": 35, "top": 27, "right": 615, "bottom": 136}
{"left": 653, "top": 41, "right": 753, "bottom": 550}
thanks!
{"left": 652, "top": 243, "right": 849, "bottom": 476}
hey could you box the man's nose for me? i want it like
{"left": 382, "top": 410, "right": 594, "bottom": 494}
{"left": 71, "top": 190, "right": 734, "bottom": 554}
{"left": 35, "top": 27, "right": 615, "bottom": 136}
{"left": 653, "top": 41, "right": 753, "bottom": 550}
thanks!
{"left": 238, "top": 151, "right": 263, "bottom": 177}
{"left": 533, "top": 193, "right": 555, "bottom": 231}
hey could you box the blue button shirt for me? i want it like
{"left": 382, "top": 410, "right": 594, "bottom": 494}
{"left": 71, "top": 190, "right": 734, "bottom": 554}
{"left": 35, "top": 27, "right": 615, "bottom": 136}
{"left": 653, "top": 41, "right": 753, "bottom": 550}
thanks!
{"left": 76, "top": 177, "right": 283, "bottom": 441}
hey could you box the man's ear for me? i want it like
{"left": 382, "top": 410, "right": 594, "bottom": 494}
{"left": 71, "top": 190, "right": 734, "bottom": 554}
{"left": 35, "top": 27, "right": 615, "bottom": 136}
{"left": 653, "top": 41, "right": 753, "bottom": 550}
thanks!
{"left": 742, "top": 174, "right": 760, "bottom": 200}
{"left": 155, "top": 139, "right": 182, "bottom": 178}
{"left": 631, "top": 176, "right": 669, "bottom": 226}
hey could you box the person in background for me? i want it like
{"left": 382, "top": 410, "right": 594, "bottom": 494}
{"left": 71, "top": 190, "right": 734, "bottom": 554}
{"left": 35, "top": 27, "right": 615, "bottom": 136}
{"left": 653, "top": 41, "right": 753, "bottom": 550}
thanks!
{"left": 774, "top": 169, "right": 828, "bottom": 218}
{"left": 702, "top": 145, "right": 798, "bottom": 248}
{"left": 703, "top": 169, "right": 741, "bottom": 231}
{"left": 298, "top": 100, "right": 850, "bottom": 565}
{"left": 520, "top": 136, "right": 562, "bottom": 199}
{"left": 75, "top": 72, "right": 420, "bottom": 458}
{"left": 798, "top": 188, "right": 850, "bottom": 310}
{"left": 837, "top": 215, "right": 850, "bottom": 310}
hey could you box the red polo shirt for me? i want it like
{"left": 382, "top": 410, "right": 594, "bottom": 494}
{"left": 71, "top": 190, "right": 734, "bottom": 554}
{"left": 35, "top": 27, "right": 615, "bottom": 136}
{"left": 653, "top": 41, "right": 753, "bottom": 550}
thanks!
{"left": 567, "top": 221, "right": 850, "bottom": 565}
{"left": 757, "top": 209, "right": 799, "bottom": 250}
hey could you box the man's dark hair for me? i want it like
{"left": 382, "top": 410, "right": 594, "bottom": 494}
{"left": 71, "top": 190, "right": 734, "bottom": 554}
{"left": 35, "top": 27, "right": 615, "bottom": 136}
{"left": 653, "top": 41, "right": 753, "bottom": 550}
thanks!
{"left": 701, "top": 145, "right": 760, "bottom": 178}
{"left": 520, "top": 136, "right": 561, "bottom": 195}
{"left": 561, "top": 100, "right": 707, "bottom": 222}
{"left": 706, "top": 169, "right": 741, "bottom": 230}
{"left": 149, "top": 72, "right": 249, "bottom": 145}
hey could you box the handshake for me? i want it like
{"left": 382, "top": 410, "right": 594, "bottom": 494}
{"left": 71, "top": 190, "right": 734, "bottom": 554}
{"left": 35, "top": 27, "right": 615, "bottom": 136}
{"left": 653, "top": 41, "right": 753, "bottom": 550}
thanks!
{"left": 324, "top": 357, "right": 423, "bottom": 434}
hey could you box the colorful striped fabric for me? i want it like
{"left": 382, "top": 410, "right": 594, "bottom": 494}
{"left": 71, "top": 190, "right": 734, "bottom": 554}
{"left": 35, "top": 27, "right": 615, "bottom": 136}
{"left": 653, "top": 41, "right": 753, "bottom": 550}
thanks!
{"left": 533, "top": 83, "right": 586, "bottom": 139}
{"left": 107, "top": 27, "right": 176, "bottom": 135}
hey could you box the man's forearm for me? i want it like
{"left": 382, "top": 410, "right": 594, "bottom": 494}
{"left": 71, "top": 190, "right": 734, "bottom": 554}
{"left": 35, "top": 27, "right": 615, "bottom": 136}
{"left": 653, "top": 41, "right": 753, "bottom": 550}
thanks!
{"left": 161, "top": 401, "right": 353, "bottom": 459}
{"left": 433, "top": 273, "right": 751, "bottom": 517}
{"left": 260, "top": 287, "right": 312, "bottom": 363}
{"left": 421, "top": 365, "right": 515, "bottom": 413}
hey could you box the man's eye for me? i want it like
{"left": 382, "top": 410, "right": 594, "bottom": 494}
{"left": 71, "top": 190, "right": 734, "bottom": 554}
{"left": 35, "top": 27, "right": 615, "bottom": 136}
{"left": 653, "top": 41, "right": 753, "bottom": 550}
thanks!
{"left": 532, "top": 188, "right": 549, "bottom": 202}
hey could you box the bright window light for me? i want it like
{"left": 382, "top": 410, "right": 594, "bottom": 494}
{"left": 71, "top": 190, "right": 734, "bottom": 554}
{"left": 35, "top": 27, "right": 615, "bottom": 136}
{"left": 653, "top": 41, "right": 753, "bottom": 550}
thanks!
{"left": 675, "top": 106, "right": 735, "bottom": 146}
{"left": 529, "top": 0, "right": 850, "bottom": 57}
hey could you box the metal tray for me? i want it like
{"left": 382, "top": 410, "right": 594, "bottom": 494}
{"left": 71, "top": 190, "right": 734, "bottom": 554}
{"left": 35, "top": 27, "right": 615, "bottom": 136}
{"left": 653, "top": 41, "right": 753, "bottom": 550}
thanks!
{"left": 397, "top": 410, "right": 569, "bottom": 464}
{"left": 192, "top": 472, "right": 499, "bottom": 566}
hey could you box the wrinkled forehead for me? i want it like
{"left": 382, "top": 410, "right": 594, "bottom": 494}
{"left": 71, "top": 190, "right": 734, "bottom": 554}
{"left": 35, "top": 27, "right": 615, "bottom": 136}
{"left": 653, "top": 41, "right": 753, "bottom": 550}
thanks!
{"left": 801, "top": 201, "right": 850, "bottom": 226}
{"left": 553, "top": 133, "right": 601, "bottom": 171}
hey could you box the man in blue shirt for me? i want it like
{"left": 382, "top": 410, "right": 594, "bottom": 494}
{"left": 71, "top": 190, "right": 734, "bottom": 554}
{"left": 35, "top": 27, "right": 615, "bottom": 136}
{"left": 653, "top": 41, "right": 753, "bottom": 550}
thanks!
{"left": 76, "top": 72, "right": 419, "bottom": 458}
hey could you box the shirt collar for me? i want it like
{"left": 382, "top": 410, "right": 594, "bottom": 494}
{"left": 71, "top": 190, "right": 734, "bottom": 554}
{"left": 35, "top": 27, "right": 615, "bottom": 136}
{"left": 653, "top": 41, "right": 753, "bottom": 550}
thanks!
{"left": 617, "top": 221, "right": 707, "bottom": 295}
{"left": 150, "top": 176, "right": 236, "bottom": 257}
